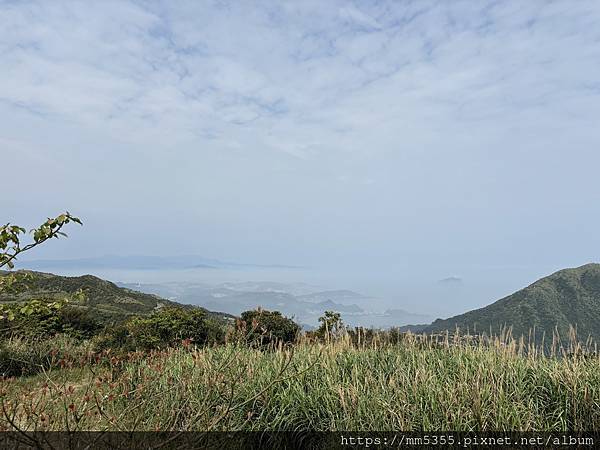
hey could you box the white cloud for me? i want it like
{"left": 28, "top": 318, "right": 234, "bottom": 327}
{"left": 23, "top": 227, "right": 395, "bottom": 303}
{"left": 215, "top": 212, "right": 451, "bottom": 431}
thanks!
{"left": 1, "top": 0, "right": 600, "bottom": 272}
{"left": 339, "top": 6, "right": 383, "bottom": 31}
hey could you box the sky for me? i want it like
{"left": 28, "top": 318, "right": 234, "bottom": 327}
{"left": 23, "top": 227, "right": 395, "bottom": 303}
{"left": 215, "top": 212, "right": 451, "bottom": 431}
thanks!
{"left": 2, "top": 1, "right": 600, "bottom": 314}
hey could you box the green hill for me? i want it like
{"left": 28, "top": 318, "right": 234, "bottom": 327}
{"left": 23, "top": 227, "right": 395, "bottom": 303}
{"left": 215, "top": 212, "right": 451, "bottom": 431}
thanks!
{"left": 425, "top": 263, "right": 600, "bottom": 343}
{"left": 0, "top": 270, "right": 234, "bottom": 324}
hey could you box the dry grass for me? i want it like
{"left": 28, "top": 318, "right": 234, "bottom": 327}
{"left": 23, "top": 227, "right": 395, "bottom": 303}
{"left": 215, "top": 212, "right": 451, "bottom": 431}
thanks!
{"left": 1, "top": 332, "right": 600, "bottom": 432}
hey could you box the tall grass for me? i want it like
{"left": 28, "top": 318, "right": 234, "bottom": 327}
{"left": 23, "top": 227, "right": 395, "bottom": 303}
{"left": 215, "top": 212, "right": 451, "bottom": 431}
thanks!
{"left": 1, "top": 332, "right": 600, "bottom": 432}
{"left": 0, "top": 335, "right": 94, "bottom": 377}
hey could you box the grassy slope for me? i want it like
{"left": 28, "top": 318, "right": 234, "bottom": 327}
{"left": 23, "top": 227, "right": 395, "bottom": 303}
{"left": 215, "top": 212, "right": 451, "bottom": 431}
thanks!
{"left": 2, "top": 337, "right": 600, "bottom": 432}
{"left": 0, "top": 270, "right": 235, "bottom": 324}
{"left": 425, "top": 263, "right": 600, "bottom": 342}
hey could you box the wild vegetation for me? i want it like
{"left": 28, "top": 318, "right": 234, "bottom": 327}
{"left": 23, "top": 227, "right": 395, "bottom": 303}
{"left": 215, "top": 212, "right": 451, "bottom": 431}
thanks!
{"left": 1, "top": 333, "right": 600, "bottom": 434}
{"left": 0, "top": 270, "right": 234, "bottom": 324}
{"left": 2, "top": 214, "right": 600, "bottom": 435}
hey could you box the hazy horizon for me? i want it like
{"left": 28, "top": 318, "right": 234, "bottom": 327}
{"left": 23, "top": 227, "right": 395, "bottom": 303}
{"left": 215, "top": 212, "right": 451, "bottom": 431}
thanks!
{"left": 3, "top": 1, "right": 600, "bottom": 319}
{"left": 13, "top": 255, "right": 593, "bottom": 320}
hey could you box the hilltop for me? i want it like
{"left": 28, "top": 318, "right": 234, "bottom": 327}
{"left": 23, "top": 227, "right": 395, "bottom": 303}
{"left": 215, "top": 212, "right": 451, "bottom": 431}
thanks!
{"left": 424, "top": 263, "right": 600, "bottom": 342}
{"left": 0, "top": 270, "right": 234, "bottom": 324}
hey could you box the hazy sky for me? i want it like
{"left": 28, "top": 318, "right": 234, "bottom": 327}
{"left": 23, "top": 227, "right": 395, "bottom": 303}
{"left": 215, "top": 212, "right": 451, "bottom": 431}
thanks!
{"left": 2, "top": 1, "right": 600, "bottom": 296}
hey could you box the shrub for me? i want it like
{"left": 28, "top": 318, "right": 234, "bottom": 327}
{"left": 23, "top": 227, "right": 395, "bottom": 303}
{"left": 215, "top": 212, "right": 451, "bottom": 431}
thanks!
{"left": 57, "top": 306, "right": 102, "bottom": 339}
{"left": 95, "top": 307, "right": 224, "bottom": 352}
{"left": 235, "top": 308, "right": 300, "bottom": 347}
{"left": 0, "top": 303, "right": 101, "bottom": 340}
{"left": 93, "top": 322, "right": 131, "bottom": 352}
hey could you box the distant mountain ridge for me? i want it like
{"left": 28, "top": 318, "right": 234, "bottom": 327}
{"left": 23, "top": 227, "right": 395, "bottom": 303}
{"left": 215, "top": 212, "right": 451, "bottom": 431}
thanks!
{"left": 118, "top": 281, "right": 433, "bottom": 328}
{"left": 297, "top": 290, "right": 371, "bottom": 302}
{"left": 119, "top": 283, "right": 367, "bottom": 323}
{"left": 18, "top": 255, "right": 304, "bottom": 271}
{"left": 424, "top": 263, "right": 600, "bottom": 342}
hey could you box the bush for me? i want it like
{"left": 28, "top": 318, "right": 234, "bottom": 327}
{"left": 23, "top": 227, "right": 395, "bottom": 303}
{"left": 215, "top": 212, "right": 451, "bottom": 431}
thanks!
{"left": 57, "top": 306, "right": 102, "bottom": 339}
{"left": 0, "top": 303, "right": 101, "bottom": 340}
{"left": 0, "top": 334, "right": 92, "bottom": 377}
{"left": 93, "top": 322, "right": 130, "bottom": 352}
{"left": 95, "top": 307, "right": 225, "bottom": 352}
{"left": 235, "top": 308, "right": 300, "bottom": 347}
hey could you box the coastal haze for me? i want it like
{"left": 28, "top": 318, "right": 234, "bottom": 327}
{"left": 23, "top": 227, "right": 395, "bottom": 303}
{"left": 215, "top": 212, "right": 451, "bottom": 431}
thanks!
{"left": 15, "top": 256, "right": 588, "bottom": 328}
{"left": 3, "top": 1, "right": 600, "bottom": 326}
